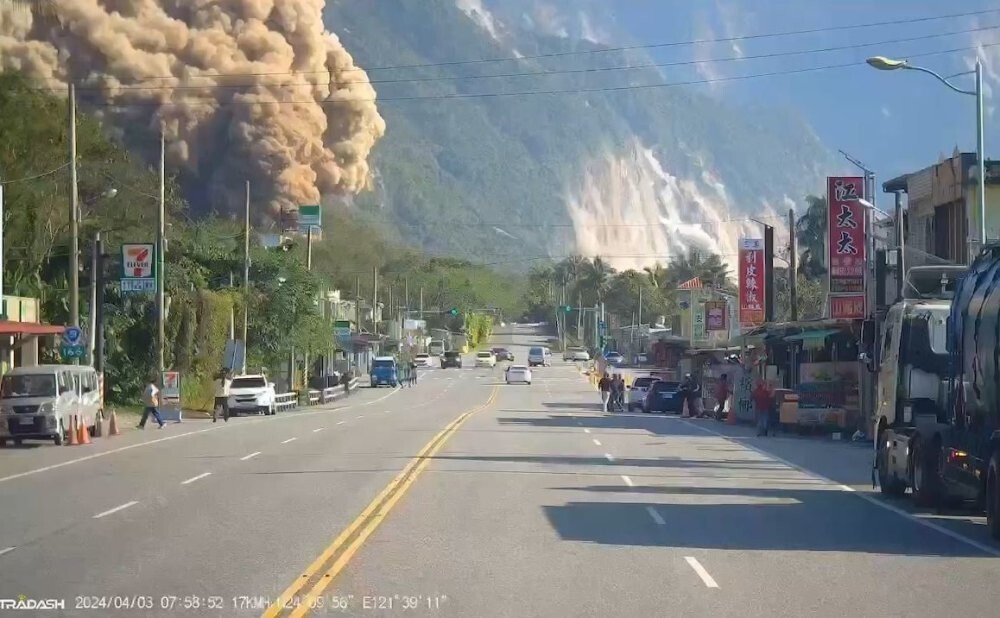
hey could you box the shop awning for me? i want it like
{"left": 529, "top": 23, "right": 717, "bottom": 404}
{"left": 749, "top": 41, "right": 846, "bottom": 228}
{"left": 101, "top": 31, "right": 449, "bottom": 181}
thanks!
{"left": 0, "top": 320, "right": 65, "bottom": 336}
{"left": 783, "top": 329, "right": 841, "bottom": 342}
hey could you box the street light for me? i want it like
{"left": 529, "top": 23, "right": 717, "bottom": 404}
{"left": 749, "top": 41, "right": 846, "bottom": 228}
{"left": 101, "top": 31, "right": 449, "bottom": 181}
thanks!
{"left": 867, "top": 54, "right": 986, "bottom": 262}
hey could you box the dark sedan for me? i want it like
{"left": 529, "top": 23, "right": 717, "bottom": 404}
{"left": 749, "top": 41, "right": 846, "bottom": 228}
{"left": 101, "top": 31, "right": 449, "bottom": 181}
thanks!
{"left": 643, "top": 380, "right": 684, "bottom": 414}
{"left": 441, "top": 351, "right": 463, "bottom": 368}
{"left": 491, "top": 347, "right": 514, "bottom": 361}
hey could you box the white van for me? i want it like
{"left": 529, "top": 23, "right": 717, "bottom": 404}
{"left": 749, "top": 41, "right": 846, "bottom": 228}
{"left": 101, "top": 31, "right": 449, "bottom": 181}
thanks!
{"left": 0, "top": 365, "right": 102, "bottom": 446}
{"left": 527, "top": 346, "right": 551, "bottom": 367}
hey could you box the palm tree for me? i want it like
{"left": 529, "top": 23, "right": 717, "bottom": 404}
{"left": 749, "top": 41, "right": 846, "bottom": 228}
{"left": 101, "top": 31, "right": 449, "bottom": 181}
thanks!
{"left": 796, "top": 195, "right": 827, "bottom": 277}
{"left": 581, "top": 256, "right": 614, "bottom": 304}
{"left": 643, "top": 263, "right": 670, "bottom": 289}
{"left": 667, "top": 249, "right": 730, "bottom": 288}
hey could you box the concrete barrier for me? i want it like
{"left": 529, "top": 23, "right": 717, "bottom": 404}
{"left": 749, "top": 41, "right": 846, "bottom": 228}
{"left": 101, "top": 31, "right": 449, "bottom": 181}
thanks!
{"left": 274, "top": 392, "right": 298, "bottom": 412}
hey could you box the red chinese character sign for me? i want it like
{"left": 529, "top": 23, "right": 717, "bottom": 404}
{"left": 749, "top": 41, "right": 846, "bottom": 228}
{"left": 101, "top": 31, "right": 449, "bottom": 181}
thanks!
{"left": 739, "top": 238, "right": 766, "bottom": 328}
{"left": 827, "top": 176, "right": 866, "bottom": 294}
{"left": 830, "top": 295, "right": 866, "bottom": 320}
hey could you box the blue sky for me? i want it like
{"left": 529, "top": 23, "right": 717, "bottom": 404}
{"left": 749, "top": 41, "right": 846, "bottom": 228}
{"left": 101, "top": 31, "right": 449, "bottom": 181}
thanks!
{"left": 599, "top": 0, "right": 1000, "bottom": 193}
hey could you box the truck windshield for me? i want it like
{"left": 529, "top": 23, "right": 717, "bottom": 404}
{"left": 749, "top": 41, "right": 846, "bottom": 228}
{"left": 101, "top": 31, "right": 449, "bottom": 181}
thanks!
{"left": 372, "top": 360, "right": 395, "bottom": 369}
{"left": 0, "top": 374, "right": 57, "bottom": 398}
{"left": 900, "top": 313, "right": 948, "bottom": 376}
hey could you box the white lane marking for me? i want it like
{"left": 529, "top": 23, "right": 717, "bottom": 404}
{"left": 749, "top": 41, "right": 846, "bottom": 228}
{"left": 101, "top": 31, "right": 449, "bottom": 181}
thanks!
{"left": 355, "top": 415, "right": 364, "bottom": 420}
{"left": 681, "top": 419, "right": 1000, "bottom": 559}
{"left": 684, "top": 557, "right": 719, "bottom": 588}
{"left": 337, "top": 421, "right": 346, "bottom": 425}
{"left": 0, "top": 387, "right": 402, "bottom": 485}
{"left": 181, "top": 472, "right": 212, "bottom": 485}
{"left": 240, "top": 451, "right": 261, "bottom": 461}
{"left": 646, "top": 506, "right": 666, "bottom": 525}
{"left": 583, "top": 428, "right": 591, "bottom": 434}
{"left": 93, "top": 500, "right": 138, "bottom": 519}
{"left": 621, "top": 474, "right": 633, "bottom": 486}
{"left": 592, "top": 438, "right": 602, "bottom": 446}
{"left": 312, "top": 427, "right": 325, "bottom": 433}
{"left": 281, "top": 437, "right": 297, "bottom": 444}
{"left": 605, "top": 453, "right": 616, "bottom": 462}
{"left": 0, "top": 546, "right": 15, "bottom": 557}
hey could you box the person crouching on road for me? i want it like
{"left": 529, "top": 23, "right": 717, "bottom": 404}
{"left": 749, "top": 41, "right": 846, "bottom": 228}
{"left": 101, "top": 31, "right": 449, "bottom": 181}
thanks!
{"left": 138, "top": 373, "right": 165, "bottom": 429}
{"left": 753, "top": 380, "right": 774, "bottom": 437}
{"left": 713, "top": 373, "right": 730, "bottom": 421}
{"left": 213, "top": 369, "right": 231, "bottom": 423}
{"left": 598, "top": 373, "right": 612, "bottom": 412}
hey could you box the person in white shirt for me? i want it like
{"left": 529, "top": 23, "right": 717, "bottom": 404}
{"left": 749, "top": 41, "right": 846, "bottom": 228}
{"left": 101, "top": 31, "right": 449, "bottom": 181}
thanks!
{"left": 138, "top": 374, "right": 165, "bottom": 429}
{"left": 213, "top": 369, "right": 232, "bottom": 423}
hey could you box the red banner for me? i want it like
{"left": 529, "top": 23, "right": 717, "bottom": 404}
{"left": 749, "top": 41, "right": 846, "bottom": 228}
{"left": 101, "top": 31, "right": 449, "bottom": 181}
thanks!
{"left": 739, "top": 238, "right": 766, "bottom": 328}
{"left": 827, "top": 176, "right": 866, "bottom": 294}
{"left": 830, "top": 294, "right": 865, "bottom": 320}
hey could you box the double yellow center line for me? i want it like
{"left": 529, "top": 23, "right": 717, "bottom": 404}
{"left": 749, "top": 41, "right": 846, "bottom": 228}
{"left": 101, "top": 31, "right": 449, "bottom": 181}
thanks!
{"left": 263, "top": 385, "right": 499, "bottom": 618}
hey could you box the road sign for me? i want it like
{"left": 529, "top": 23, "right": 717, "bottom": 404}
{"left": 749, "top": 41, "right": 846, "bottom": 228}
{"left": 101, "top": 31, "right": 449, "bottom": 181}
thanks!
{"left": 121, "top": 242, "right": 156, "bottom": 294}
{"left": 61, "top": 326, "right": 85, "bottom": 360}
{"left": 298, "top": 204, "right": 321, "bottom": 228}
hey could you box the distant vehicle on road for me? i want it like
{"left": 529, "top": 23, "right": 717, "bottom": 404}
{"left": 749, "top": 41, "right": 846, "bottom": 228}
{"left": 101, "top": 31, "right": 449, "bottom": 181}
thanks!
{"left": 491, "top": 347, "right": 514, "bottom": 361}
{"left": 441, "top": 351, "right": 463, "bottom": 369}
{"left": 428, "top": 339, "right": 446, "bottom": 356}
{"left": 528, "top": 346, "right": 552, "bottom": 367}
{"left": 370, "top": 356, "right": 400, "bottom": 387}
{"left": 505, "top": 365, "right": 532, "bottom": 384}
{"left": 414, "top": 353, "right": 433, "bottom": 368}
{"left": 475, "top": 351, "right": 497, "bottom": 368}
{"left": 563, "top": 347, "right": 590, "bottom": 362}
{"left": 605, "top": 351, "right": 624, "bottom": 366}
{"left": 643, "top": 380, "right": 683, "bottom": 414}
{"left": 628, "top": 376, "right": 655, "bottom": 411}
{"left": 0, "top": 365, "right": 102, "bottom": 446}
{"left": 229, "top": 374, "right": 277, "bottom": 416}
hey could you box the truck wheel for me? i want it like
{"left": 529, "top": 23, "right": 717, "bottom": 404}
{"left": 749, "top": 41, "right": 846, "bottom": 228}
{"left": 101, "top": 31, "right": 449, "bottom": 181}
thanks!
{"left": 987, "top": 453, "right": 1000, "bottom": 540}
{"left": 877, "top": 436, "right": 906, "bottom": 497}
{"left": 911, "top": 439, "right": 942, "bottom": 507}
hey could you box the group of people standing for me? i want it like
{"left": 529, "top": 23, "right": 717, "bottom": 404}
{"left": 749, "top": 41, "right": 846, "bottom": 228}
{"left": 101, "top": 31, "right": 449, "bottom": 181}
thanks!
{"left": 596, "top": 373, "right": 627, "bottom": 412}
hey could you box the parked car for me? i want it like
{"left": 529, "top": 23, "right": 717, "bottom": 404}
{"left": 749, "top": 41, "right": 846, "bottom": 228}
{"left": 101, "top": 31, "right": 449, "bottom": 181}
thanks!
{"left": 0, "top": 365, "right": 103, "bottom": 446}
{"left": 628, "top": 376, "right": 655, "bottom": 412}
{"left": 229, "top": 374, "right": 277, "bottom": 415}
{"left": 643, "top": 380, "right": 684, "bottom": 414}
{"left": 441, "top": 351, "right": 463, "bottom": 369}
{"left": 369, "top": 356, "right": 399, "bottom": 387}
{"left": 475, "top": 351, "right": 497, "bottom": 368}
{"left": 505, "top": 365, "right": 532, "bottom": 384}
{"left": 563, "top": 346, "right": 590, "bottom": 362}
{"left": 605, "top": 351, "right": 624, "bottom": 366}
{"left": 414, "top": 353, "right": 433, "bottom": 368}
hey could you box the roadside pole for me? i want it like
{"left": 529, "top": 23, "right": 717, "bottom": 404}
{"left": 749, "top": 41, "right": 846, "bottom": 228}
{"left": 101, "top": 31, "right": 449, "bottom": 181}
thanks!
{"left": 156, "top": 129, "right": 166, "bottom": 373}
{"left": 88, "top": 233, "right": 99, "bottom": 364}
{"left": 372, "top": 266, "right": 378, "bottom": 339}
{"left": 788, "top": 208, "right": 798, "bottom": 387}
{"left": 69, "top": 83, "right": 80, "bottom": 364}
{"left": 0, "top": 184, "right": 5, "bottom": 320}
{"left": 241, "top": 180, "right": 250, "bottom": 374}
{"left": 306, "top": 226, "right": 313, "bottom": 271}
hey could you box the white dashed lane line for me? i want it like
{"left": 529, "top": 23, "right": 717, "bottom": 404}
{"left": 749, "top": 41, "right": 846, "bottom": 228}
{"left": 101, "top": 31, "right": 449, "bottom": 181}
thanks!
{"left": 337, "top": 421, "right": 346, "bottom": 425}
{"left": 240, "top": 452, "right": 261, "bottom": 461}
{"left": 0, "top": 546, "right": 15, "bottom": 557}
{"left": 281, "top": 437, "right": 297, "bottom": 444}
{"left": 684, "top": 557, "right": 719, "bottom": 588}
{"left": 605, "top": 453, "right": 615, "bottom": 462}
{"left": 93, "top": 501, "right": 138, "bottom": 519}
{"left": 592, "top": 439, "right": 602, "bottom": 446}
{"left": 620, "top": 475, "right": 633, "bottom": 486}
{"left": 312, "top": 427, "right": 325, "bottom": 433}
{"left": 583, "top": 428, "right": 591, "bottom": 434}
{"left": 181, "top": 472, "right": 212, "bottom": 485}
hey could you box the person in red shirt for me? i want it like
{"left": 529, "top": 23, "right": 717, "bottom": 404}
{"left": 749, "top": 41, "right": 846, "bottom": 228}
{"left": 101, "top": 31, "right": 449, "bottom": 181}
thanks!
{"left": 752, "top": 380, "right": 774, "bottom": 437}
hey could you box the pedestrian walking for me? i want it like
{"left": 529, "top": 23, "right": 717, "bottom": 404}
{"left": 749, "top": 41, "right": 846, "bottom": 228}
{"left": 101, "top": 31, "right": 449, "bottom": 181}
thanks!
{"left": 138, "top": 373, "right": 165, "bottom": 429}
{"left": 213, "top": 369, "right": 231, "bottom": 423}
{"left": 598, "top": 373, "right": 612, "bottom": 412}
{"left": 341, "top": 369, "right": 352, "bottom": 397}
{"left": 753, "top": 379, "right": 774, "bottom": 437}
{"left": 679, "top": 373, "right": 701, "bottom": 418}
{"left": 713, "top": 374, "right": 730, "bottom": 421}
{"left": 409, "top": 359, "right": 418, "bottom": 386}
{"left": 610, "top": 374, "right": 626, "bottom": 413}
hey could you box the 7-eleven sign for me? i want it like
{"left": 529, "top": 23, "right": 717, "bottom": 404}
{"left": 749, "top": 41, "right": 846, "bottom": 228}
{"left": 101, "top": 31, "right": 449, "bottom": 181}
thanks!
{"left": 121, "top": 243, "right": 155, "bottom": 278}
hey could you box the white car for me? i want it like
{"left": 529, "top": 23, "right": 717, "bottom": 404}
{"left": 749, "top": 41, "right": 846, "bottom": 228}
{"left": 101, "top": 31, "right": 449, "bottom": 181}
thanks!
{"left": 228, "top": 374, "right": 277, "bottom": 415}
{"left": 414, "top": 353, "right": 433, "bottom": 368}
{"left": 505, "top": 365, "right": 532, "bottom": 384}
{"left": 475, "top": 351, "right": 497, "bottom": 368}
{"left": 628, "top": 376, "right": 655, "bottom": 411}
{"left": 563, "top": 346, "right": 590, "bottom": 362}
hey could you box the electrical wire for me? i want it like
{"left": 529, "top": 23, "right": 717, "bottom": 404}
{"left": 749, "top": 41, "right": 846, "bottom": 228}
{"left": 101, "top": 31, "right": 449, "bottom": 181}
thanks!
{"left": 78, "top": 41, "right": 999, "bottom": 107}
{"left": 0, "top": 161, "right": 70, "bottom": 184}
{"left": 39, "top": 22, "right": 1000, "bottom": 94}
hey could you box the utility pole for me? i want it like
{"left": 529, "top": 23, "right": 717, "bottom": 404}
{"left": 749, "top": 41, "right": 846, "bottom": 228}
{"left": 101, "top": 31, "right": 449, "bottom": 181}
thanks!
{"left": 306, "top": 226, "right": 313, "bottom": 271}
{"left": 895, "top": 190, "right": 905, "bottom": 301}
{"left": 637, "top": 285, "right": 643, "bottom": 328}
{"left": 788, "top": 208, "right": 798, "bottom": 322}
{"left": 156, "top": 129, "right": 166, "bottom": 373}
{"left": 88, "top": 233, "right": 99, "bottom": 365}
{"left": 354, "top": 273, "right": 361, "bottom": 372}
{"left": 94, "top": 235, "right": 106, "bottom": 376}
{"left": 763, "top": 224, "right": 775, "bottom": 322}
{"left": 561, "top": 284, "right": 567, "bottom": 353}
{"left": 372, "top": 266, "right": 378, "bottom": 338}
{"left": 241, "top": 180, "right": 250, "bottom": 373}
{"left": 69, "top": 83, "right": 80, "bottom": 340}
{"left": 419, "top": 286, "right": 424, "bottom": 316}
{"left": 404, "top": 279, "right": 409, "bottom": 318}
{"left": 228, "top": 272, "right": 235, "bottom": 339}
{"left": 0, "top": 184, "right": 4, "bottom": 320}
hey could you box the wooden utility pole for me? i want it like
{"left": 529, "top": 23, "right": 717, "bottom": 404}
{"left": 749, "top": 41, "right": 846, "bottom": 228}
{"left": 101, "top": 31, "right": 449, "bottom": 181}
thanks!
{"left": 69, "top": 83, "right": 80, "bottom": 359}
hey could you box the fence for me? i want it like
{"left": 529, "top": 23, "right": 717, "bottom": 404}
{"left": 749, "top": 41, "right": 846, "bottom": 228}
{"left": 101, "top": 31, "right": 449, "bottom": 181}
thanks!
{"left": 274, "top": 378, "right": 361, "bottom": 412}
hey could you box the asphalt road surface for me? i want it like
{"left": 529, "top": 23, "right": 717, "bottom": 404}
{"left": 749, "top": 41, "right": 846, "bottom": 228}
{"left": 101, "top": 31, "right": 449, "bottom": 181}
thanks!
{"left": 2, "top": 325, "right": 1000, "bottom": 617}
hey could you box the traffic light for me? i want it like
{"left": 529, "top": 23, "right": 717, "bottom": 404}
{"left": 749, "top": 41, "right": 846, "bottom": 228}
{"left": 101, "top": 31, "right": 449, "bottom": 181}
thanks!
{"left": 449, "top": 307, "right": 459, "bottom": 316}
{"left": 599, "top": 335, "right": 607, "bottom": 349}
{"left": 560, "top": 305, "right": 572, "bottom": 313}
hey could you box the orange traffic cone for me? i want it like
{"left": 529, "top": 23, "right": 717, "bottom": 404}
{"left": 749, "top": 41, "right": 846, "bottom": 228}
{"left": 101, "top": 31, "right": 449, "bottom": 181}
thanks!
{"left": 67, "top": 415, "right": 79, "bottom": 446}
{"left": 109, "top": 410, "right": 121, "bottom": 436}
{"left": 78, "top": 416, "right": 91, "bottom": 444}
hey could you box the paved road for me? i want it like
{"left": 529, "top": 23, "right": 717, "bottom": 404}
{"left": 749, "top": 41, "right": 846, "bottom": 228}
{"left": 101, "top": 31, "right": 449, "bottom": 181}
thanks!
{"left": 2, "top": 326, "right": 1000, "bottom": 616}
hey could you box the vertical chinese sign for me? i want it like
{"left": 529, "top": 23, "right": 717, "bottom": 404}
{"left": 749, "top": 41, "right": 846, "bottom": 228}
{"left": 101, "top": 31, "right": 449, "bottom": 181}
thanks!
{"left": 827, "top": 176, "right": 866, "bottom": 319}
{"left": 739, "top": 238, "right": 766, "bottom": 328}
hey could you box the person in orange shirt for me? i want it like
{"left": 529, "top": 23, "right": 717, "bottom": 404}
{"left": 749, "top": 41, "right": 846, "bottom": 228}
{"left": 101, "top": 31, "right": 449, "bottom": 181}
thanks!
{"left": 752, "top": 379, "right": 774, "bottom": 437}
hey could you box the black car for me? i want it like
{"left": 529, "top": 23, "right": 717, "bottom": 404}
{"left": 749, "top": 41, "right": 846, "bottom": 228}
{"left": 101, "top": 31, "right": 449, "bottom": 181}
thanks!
{"left": 441, "top": 351, "right": 463, "bottom": 368}
{"left": 643, "top": 380, "right": 684, "bottom": 414}
{"left": 491, "top": 347, "right": 514, "bottom": 361}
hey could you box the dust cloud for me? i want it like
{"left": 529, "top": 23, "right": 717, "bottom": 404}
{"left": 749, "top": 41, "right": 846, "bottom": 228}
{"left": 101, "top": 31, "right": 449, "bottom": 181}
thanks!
{"left": 0, "top": 0, "right": 385, "bottom": 222}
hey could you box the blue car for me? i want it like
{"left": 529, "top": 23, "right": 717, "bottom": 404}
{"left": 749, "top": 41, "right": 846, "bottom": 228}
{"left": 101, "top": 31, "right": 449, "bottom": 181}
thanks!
{"left": 643, "top": 380, "right": 684, "bottom": 414}
{"left": 370, "top": 356, "right": 399, "bottom": 387}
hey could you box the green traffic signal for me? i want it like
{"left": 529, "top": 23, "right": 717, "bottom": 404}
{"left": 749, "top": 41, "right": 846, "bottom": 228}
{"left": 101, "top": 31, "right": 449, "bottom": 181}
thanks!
{"left": 561, "top": 305, "right": 572, "bottom": 313}
{"left": 449, "top": 307, "right": 459, "bottom": 316}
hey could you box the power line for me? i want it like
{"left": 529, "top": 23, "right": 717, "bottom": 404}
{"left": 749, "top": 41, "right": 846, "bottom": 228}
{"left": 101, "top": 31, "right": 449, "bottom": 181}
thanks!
{"left": 0, "top": 161, "right": 70, "bottom": 184}
{"left": 78, "top": 41, "right": 1000, "bottom": 107}
{"left": 41, "top": 22, "right": 999, "bottom": 94}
